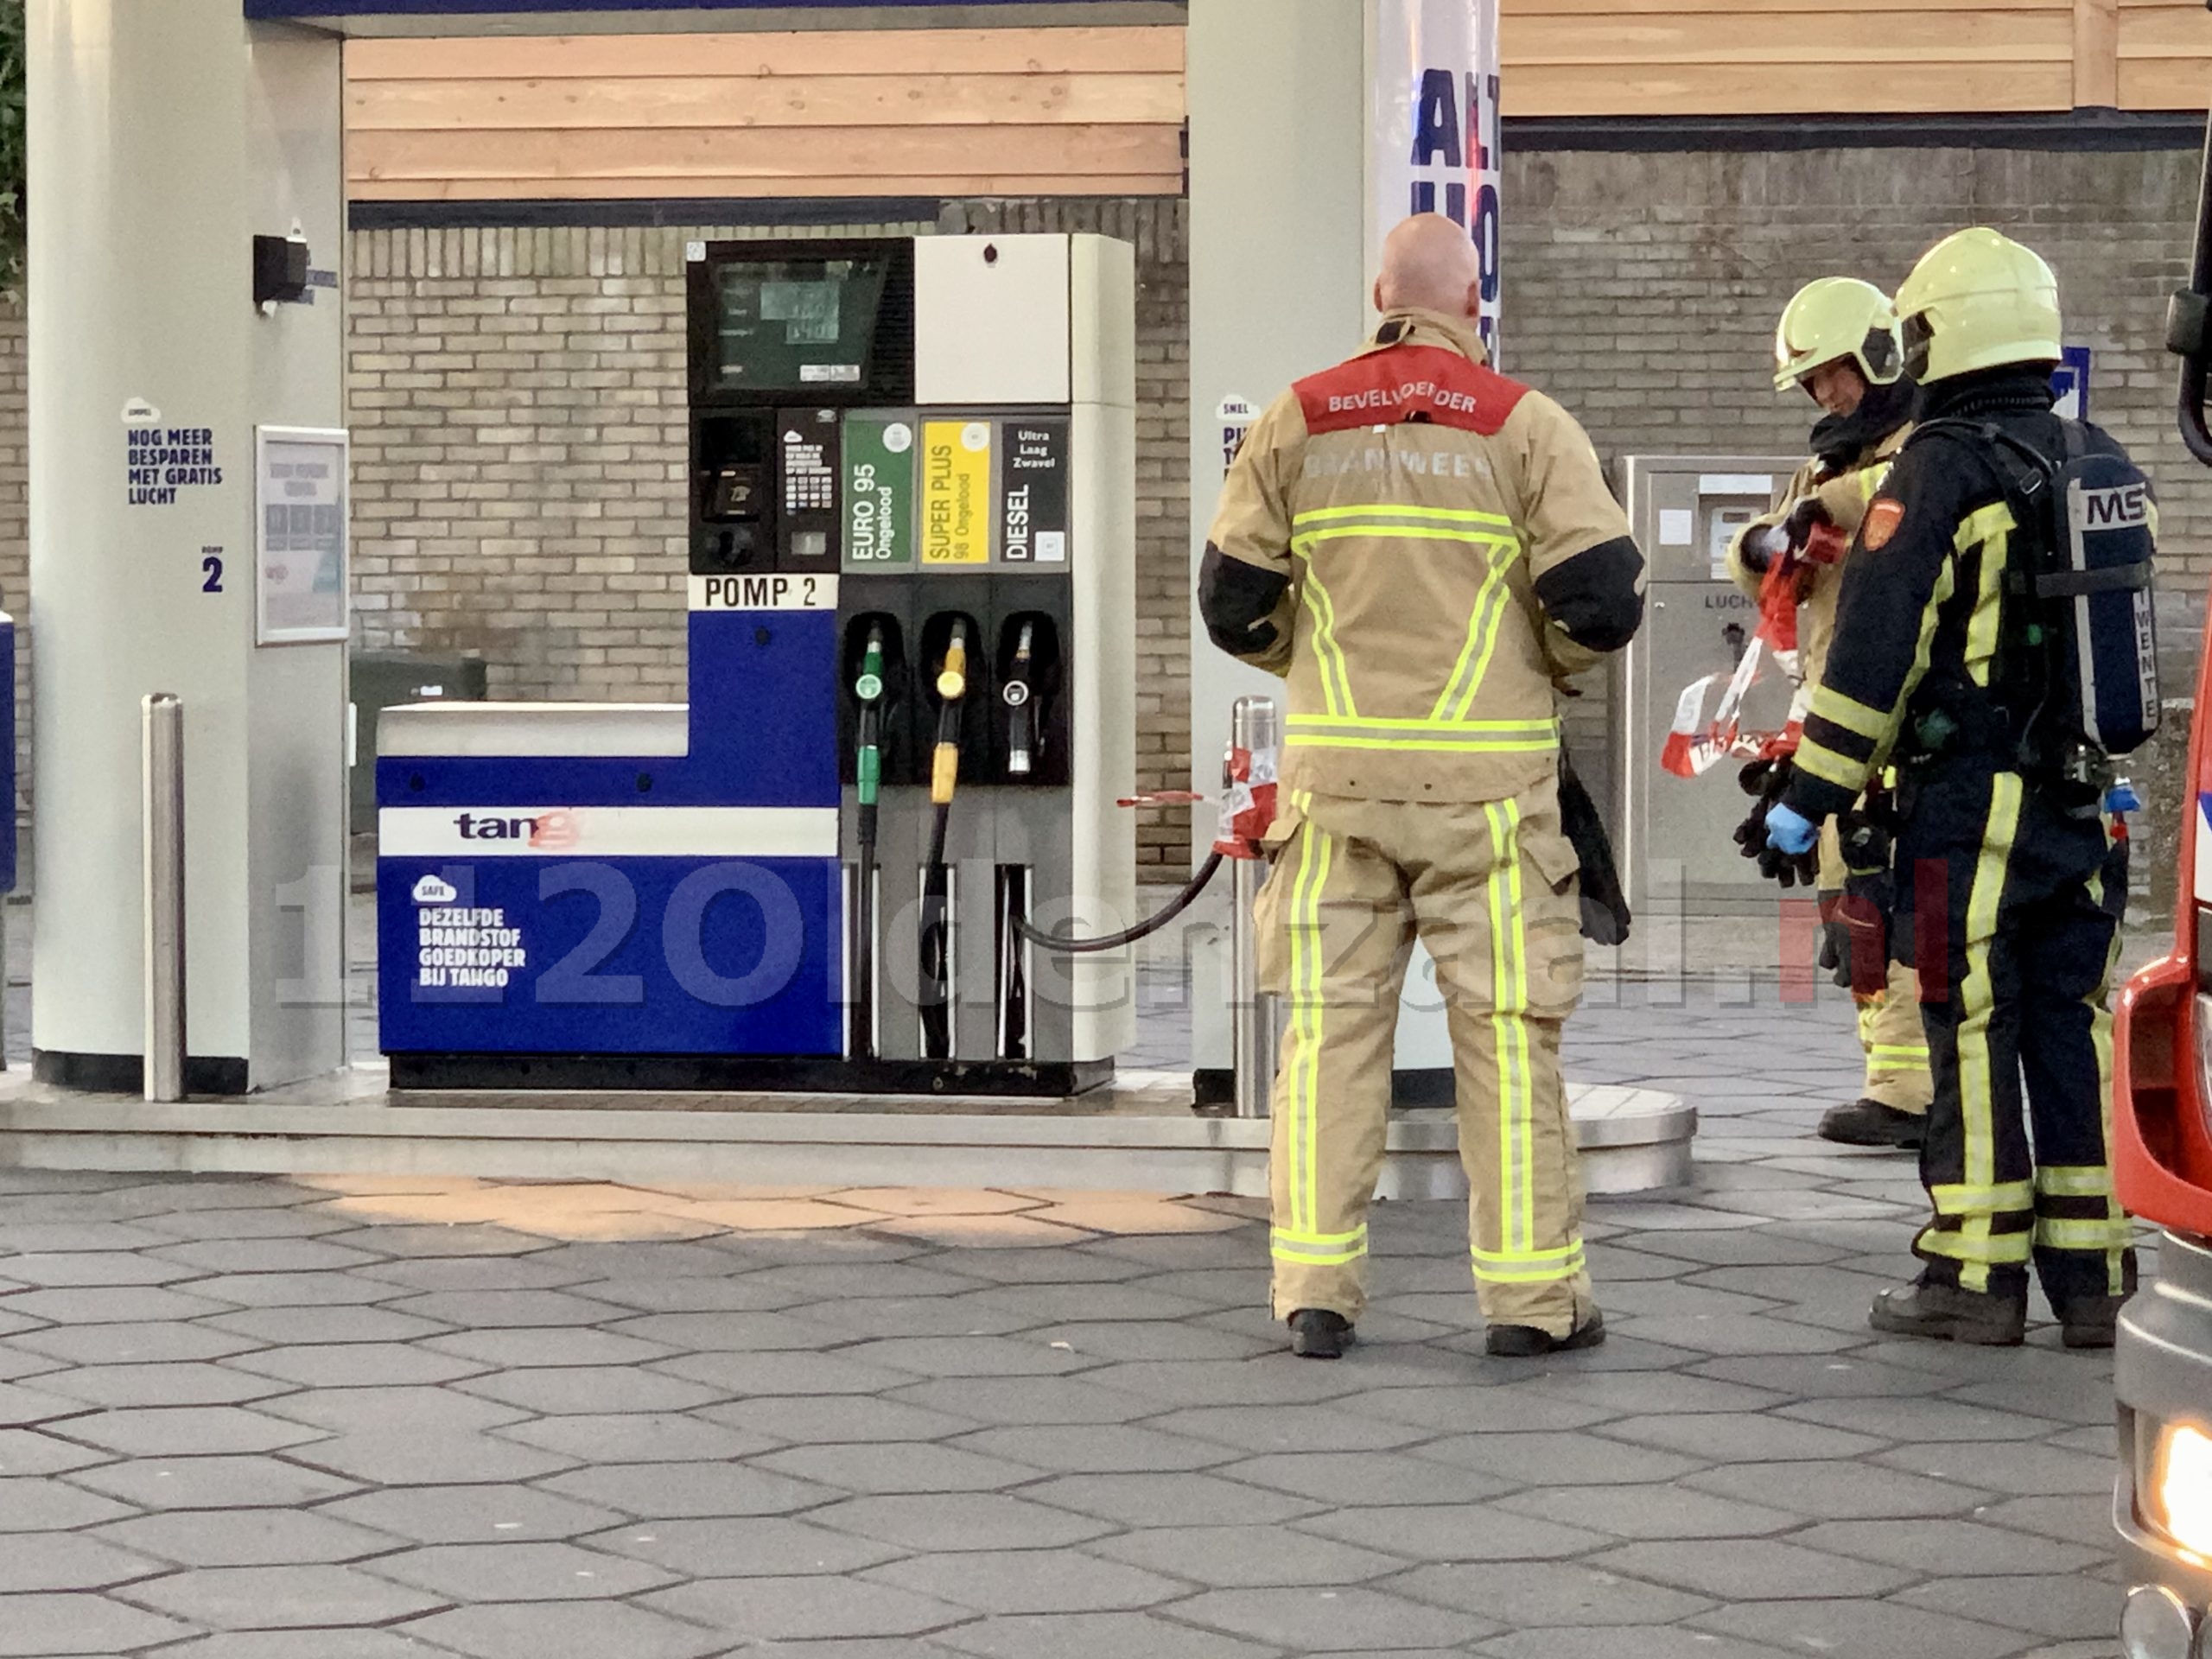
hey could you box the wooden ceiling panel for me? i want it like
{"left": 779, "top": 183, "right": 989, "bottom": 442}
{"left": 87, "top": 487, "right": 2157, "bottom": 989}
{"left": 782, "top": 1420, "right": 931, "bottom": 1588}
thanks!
{"left": 345, "top": 26, "right": 1185, "bottom": 80}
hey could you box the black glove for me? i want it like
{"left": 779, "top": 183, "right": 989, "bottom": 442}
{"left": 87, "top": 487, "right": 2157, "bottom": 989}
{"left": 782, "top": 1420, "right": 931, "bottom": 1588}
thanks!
{"left": 1815, "top": 889, "right": 1850, "bottom": 988}
{"left": 1758, "top": 840, "right": 1819, "bottom": 890}
{"left": 1559, "top": 752, "right": 1630, "bottom": 946}
{"left": 2099, "top": 828, "right": 2132, "bottom": 930}
{"left": 1835, "top": 802, "right": 1893, "bottom": 878}
{"left": 1733, "top": 760, "right": 1818, "bottom": 889}
{"left": 1781, "top": 495, "right": 1830, "bottom": 550}
{"left": 1834, "top": 805, "right": 1896, "bottom": 997}
{"left": 1735, "top": 758, "right": 1785, "bottom": 815}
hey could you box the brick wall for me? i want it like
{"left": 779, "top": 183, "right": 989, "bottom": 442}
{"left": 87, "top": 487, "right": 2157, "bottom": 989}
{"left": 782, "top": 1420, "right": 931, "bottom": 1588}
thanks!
{"left": 350, "top": 221, "right": 931, "bottom": 708}
{"left": 347, "top": 200, "right": 1195, "bottom": 868}
{"left": 1504, "top": 144, "right": 2209, "bottom": 553}
{"left": 1502, "top": 143, "right": 2209, "bottom": 879}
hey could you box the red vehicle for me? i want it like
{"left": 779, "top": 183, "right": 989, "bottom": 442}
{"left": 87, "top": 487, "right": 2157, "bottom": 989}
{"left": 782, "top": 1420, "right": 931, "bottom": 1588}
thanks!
{"left": 2110, "top": 153, "right": 2212, "bottom": 1657}
{"left": 2110, "top": 650, "right": 2212, "bottom": 1653}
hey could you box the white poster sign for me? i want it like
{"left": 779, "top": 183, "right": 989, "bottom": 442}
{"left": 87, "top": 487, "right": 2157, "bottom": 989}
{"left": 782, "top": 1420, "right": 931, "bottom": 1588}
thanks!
{"left": 1369, "top": 0, "right": 1503, "bottom": 360}
{"left": 255, "top": 426, "right": 350, "bottom": 645}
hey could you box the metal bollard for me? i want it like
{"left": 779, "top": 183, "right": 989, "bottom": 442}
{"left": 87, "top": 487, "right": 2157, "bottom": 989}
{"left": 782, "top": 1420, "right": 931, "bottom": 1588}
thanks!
{"left": 1229, "top": 694, "right": 1280, "bottom": 1120}
{"left": 142, "top": 694, "right": 186, "bottom": 1103}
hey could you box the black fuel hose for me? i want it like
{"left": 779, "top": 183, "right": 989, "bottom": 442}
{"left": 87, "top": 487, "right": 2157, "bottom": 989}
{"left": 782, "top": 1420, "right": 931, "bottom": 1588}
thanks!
{"left": 918, "top": 624, "right": 969, "bottom": 1058}
{"left": 1009, "top": 850, "right": 1226, "bottom": 954}
{"left": 850, "top": 628, "right": 887, "bottom": 1060}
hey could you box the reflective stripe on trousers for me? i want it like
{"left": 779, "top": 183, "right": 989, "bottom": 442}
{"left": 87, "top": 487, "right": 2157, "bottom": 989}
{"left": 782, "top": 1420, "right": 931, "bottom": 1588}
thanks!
{"left": 1255, "top": 786, "right": 1592, "bottom": 1334}
{"left": 1903, "top": 771, "right": 2134, "bottom": 1306}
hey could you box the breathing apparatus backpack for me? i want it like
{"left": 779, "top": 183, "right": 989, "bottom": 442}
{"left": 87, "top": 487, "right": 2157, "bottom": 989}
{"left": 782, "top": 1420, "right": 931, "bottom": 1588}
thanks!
{"left": 1912, "top": 416, "right": 2160, "bottom": 785}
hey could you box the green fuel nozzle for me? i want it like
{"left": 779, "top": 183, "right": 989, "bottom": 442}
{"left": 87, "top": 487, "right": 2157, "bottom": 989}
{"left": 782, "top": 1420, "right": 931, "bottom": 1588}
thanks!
{"left": 854, "top": 626, "right": 886, "bottom": 808}
{"left": 849, "top": 625, "right": 889, "bottom": 1063}
{"left": 855, "top": 629, "right": 886, "bottom": 702}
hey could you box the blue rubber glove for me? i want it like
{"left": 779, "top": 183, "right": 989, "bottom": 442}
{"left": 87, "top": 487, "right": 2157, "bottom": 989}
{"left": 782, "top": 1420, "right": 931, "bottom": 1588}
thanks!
{"left": 1766, "top": 803, "right": 1817, "bottom": 855}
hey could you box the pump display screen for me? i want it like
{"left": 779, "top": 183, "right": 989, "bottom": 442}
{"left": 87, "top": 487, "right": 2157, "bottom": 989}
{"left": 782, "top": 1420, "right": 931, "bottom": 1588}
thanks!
{"left": 713, "top": 257, "right": 892, "bottom": 392}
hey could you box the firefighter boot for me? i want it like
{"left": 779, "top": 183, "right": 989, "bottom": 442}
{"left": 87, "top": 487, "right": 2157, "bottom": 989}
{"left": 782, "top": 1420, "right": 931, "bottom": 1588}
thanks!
{"left": 1817, "top": 1098, "right": 1927, "bottom": 1149}
{"left": 1287, "top": 1309, "right": 1354, "bottom": 1360}
{"left": 2053, "top": 1294, "right": 2130, "bottom": 1351}
{"left": 1486, "top": 1312, "right": 1607, "bottom": 1358}
{"left": 1869, "top": 1279, "right": 2026, "bottom": 1346}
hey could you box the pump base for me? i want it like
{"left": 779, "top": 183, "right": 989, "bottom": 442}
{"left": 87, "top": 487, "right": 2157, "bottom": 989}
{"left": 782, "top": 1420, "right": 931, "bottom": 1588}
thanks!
{"left": 34, "top": 1050, "right": 251, "bottom": 1097}
{"left": 1192, "top": 1065, "right": 1453, "bottom": 1111}
{"left": 388, "top": 1053, "right": 1115, "bottom": 1101}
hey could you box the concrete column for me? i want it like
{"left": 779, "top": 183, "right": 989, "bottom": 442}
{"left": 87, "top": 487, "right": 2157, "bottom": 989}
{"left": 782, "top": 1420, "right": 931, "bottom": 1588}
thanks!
{"left": 29, "top": 0, "right": 346, "bottom": 1091}
{"left": 1185, "top": 0, "right": 1454, "bottom": 1097}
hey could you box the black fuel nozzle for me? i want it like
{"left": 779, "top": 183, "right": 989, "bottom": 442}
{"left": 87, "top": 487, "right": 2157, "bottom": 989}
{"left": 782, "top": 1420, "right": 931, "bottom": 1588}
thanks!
{"left": 1002, "top": 621, "right": 1037, "bottom": 779}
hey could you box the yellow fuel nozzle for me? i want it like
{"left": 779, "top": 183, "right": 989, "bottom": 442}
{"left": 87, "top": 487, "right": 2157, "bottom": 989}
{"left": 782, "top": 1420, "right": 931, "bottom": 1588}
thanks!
{"left": 936, "top": 625, "right": 969, "bottom": 703}
{"left": 930, "top": 621, "right": 970, "bottom": 806}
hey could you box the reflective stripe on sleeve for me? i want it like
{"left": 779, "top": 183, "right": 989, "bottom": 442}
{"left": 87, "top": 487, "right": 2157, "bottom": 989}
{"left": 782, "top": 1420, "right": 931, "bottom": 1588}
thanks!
{"left": 1791, "top": 738, "right": 1867, "bottom": 792}
{"left": 1808, "top": 684, "right": 1891, "bottom": 741}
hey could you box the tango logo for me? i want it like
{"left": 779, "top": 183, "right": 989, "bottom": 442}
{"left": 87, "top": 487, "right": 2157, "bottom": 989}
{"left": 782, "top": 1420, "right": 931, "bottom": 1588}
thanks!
{"left": 451, "top": 810, "right": 582, "bottom": 849}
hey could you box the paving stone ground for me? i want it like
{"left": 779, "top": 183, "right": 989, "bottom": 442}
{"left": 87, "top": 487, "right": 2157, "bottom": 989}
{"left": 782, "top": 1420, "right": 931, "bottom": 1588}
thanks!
{"left": 0, "top": 982, "right": 2137, "bottom": 1657}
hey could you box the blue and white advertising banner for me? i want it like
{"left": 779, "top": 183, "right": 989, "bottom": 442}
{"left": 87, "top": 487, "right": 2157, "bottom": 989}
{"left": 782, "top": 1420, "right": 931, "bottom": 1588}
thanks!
{"left": 1369, "top": 0, "right": 1503, "bottom": 360}
{"left": 2052, "top": 343, "right": 2094, "bottom": 420}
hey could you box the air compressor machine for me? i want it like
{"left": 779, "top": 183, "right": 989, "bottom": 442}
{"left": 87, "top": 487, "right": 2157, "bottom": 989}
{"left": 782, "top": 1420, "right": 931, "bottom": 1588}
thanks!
{"left": 377, "top": 234, "right": 1138, "bottom": 1095}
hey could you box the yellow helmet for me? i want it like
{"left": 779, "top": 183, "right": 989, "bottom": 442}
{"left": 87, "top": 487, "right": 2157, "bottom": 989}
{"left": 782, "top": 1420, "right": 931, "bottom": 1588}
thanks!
{"left": 1772, "top": 277, "right": 1904, "bottom": 391}
{"left": 1895, "top": 227, "right": 2062, "bottom": 383}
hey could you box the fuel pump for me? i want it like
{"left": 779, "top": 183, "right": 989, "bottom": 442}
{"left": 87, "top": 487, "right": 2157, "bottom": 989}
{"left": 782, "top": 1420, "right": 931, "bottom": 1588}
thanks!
{"left": 381, "top": 230, "right": 1141, "bottom": 1099}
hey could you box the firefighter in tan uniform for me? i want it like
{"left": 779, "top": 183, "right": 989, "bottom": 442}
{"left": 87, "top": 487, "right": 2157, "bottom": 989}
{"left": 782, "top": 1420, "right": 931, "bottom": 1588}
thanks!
{"left": 1725, "top": 278, "right": 1934, "bottom": 1150}
{"left": 1200, "top": 215, "right": 1645, "bottom": 1359}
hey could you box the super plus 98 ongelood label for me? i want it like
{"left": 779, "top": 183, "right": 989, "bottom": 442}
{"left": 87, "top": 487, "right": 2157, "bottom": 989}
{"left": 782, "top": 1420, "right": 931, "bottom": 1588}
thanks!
{"left": 922, "top": 421, "right": 992, "bottom": 566}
